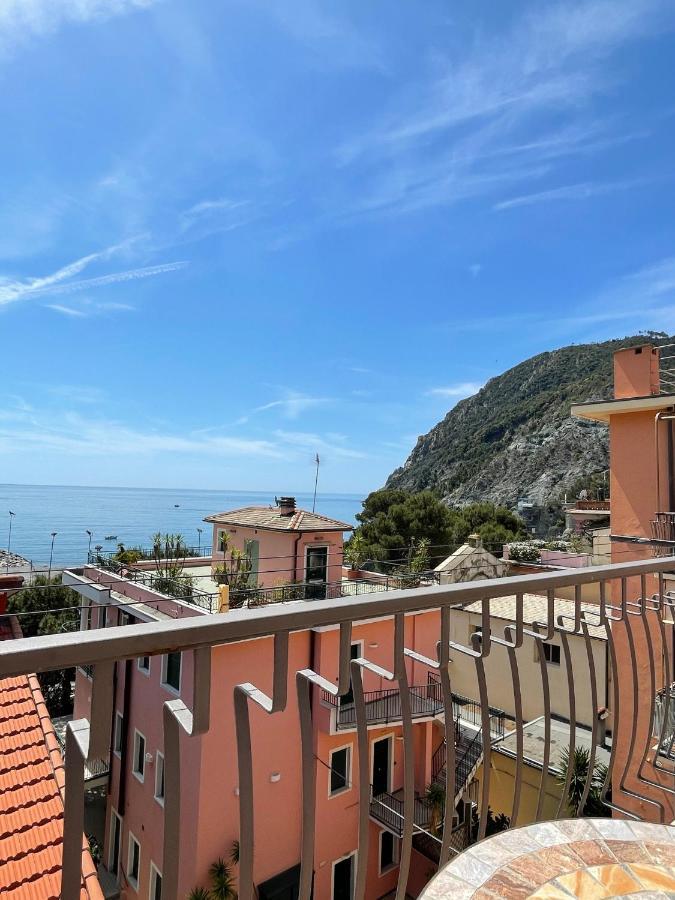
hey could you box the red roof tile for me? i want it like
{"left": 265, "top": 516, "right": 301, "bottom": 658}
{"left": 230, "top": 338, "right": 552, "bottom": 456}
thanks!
{"left": 0, "top": 619, "right": 103, "bottom": 899}
{"left": 204, "top": 504, "right": 353, "bottom": 532}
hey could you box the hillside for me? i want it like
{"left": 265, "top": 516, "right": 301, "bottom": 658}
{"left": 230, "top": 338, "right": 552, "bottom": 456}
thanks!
{"left": 386, "top": 335, "right": 661, "bottom": 508}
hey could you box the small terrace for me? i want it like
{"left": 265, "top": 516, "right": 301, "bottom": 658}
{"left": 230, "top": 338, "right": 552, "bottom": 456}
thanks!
{"left": 2, "top": 556, "right": 674, "bottom": 899}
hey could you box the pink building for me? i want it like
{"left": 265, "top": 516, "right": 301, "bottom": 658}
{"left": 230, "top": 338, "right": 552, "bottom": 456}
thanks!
{"left": 205, "top": 496, "right": 350, "bottom": 594}
{"left": 68, "top": 499, "right": 470, "bottom": 899}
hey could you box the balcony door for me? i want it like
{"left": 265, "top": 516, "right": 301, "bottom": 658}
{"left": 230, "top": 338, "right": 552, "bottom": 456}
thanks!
{"left": 332, "top": 852, "right": 355, "bottom": 900}
{"left": 372, "top": 735, "right": 391, "bottom": 796}
{"left": 305, "top": 545, "right": 328, "bottom": 599}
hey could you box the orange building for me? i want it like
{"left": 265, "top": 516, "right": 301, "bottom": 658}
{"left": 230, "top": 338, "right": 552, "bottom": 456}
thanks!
{"left": 572, "top": 342, "right": 675, "bottom": 823}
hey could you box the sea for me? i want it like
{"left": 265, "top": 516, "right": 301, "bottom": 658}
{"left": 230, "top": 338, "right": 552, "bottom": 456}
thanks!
{"left": 0, "top": 484, "right": 365, "bottom": 567}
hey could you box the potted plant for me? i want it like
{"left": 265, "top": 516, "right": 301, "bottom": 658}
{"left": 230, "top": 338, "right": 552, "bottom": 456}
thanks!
{"left": 344, "top": 532, "right": 366, "bottom": 580}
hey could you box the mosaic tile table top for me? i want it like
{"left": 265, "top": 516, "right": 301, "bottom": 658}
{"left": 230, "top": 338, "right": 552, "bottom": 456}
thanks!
{"left": 419, "top": 818, "right": 675, "bottom": 899}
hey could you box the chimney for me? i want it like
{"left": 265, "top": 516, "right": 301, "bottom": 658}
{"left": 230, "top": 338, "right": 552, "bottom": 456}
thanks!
{"left": 613, "top": 345, "right": 660, "bottom": 399}
{"left": 278, "top": 496, "right": 296, "bottom": 517}
{"left": 467, "top": 533, "right": 483, "bottom": 549}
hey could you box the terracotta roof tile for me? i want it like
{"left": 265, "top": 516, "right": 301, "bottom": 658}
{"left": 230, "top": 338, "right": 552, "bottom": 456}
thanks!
{"left": 204, "top": 504, "right": 353, "bottom": 532}
{"left": 0, "top": 619, "right": 103, "bottom": 900}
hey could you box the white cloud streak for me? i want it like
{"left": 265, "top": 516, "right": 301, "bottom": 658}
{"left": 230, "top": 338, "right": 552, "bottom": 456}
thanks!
{"left": 494, "top": 179, "right": 643, "bottom": 210}
{"left": 426, "top": 382, "right": 484, "bottom": 399}
{"left": 0, "top": 243, "right": 187, "bottom": 310}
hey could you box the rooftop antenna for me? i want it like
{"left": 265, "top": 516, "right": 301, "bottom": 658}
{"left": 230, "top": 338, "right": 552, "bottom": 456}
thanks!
{"left": 312, "top": 453, "right": 320, "bottom": 513}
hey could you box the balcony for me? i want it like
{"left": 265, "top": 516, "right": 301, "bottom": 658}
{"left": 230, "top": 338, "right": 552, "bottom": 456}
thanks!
{"left": 322, "top": 683, "right": 445, "bottom": 729}
{"left": 1, "top": 556, "right": 674, "bottom": 900}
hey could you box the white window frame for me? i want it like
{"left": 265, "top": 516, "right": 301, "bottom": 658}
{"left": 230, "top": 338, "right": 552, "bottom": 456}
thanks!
{"left": 331, "top": 850, "right": 356, "bottom": 900}
{"left": 137, "top": 655, "right": 151, "bottom": 675}
{"left": 304, "top": 542, "right": 329, "bottom": 581}
{"left": 378, "top": 829, "right": 399, "bottom": 875}
{"left": 154, "top": 751, "right": 165, "bottom": 806}
{"left": 132, "top": 729, "right": 146, "bottom": 783}
{"left": 161, "top": 652, "right": 181, "bottom": 695}
{"left": 328, "top": 743, "right": 352, "bottom": 798}
{"left": 370, "top": 733, "right": 394, "bottom": 795}
{"left": 113, "top": 711, "right": 124, "bottom": 757}
{"left": 108, "top": 808, "right": 122, "bottom": 877}
{"left": 127, "top": 831, "right": 141, "bottom": 890}
{"left": 149, "top": 861, "right": 162, "bottom": 900}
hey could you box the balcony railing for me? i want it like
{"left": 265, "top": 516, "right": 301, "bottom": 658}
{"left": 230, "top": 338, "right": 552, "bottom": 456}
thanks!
{"left": 653, "top": 682, "right": 675, "bottom": 760}
{"left": 1, "top": 556, "right": 674, "bottom": 900}
{"left": 322, "top": 682, "right": 444, "bottom": 728}
{"left": 369, "top": 787, "right": 434, "bottom": 836}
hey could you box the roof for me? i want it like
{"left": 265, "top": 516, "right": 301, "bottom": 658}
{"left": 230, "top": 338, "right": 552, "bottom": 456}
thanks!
{"left": 493, "top": 715, "right": 611, "bottom": 774}
{"left": 204, "top": 505, "right": 353, "bottom": 532}
{"left": 571, "top": 393, "right": 675, "bottom": 423}
{"left": 461, "top": 593, "right": 607, "bottom": 640}
{"left": 0, "top": 618, "right": 103, "bottom": 900}
{"left": 434, "top": 542, "right": 504, "bottom": 574}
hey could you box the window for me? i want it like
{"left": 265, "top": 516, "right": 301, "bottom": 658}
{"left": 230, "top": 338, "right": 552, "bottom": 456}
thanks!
{"left": 120, "top": 611, "right": 136, "bottom": 627}
{"left": 109, "top": 810, "right": 122, "bottom": 877}
{"left": 329, "top": 746, "right": 351, "bottom": 796}
{"left": 100, "top": 605, "right": 109, "bottom": 628}
{"left": 132, "top": 730, "right": 146, "bottom": 782}
{"left": 138, "top": 656, "right": 150, "bottom": 674}
{"left": 379, "top": 830, "right": 398, "bottom": 874}
{"left": 542, "top": 643, "right": 561, "bottom": 666}
{"left": 217, "top": 530, "right": 227, "bottom": 552}
{"left": 332, "top": 852, "right": 355, "bottom": 900}
{"left": 154, "top": 752, "right": 165, "bottom": 805}
{"left": 113, "top": 712, "right": 124, "bottom": 756}
{"left": 127, "top": 832, "right": 141, "bottom": 889}
{"left": 149, "top": 863, "right": 162, "bottom": 900}
{"left": 161, "top": 652, "right": 181, "bottom": 693}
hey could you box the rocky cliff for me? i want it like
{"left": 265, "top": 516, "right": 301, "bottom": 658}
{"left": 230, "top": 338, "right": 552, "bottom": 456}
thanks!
{"left": 386, "top": 336, "right": 658, "bottom": 507}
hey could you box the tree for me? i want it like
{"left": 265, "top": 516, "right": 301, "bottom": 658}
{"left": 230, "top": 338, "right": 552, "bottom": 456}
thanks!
{"left": 346, "top": 489, "right": 526, "bottom": 570}
{"left": 151, "top": 533, "right": 194, "bottom": 600}
{"left": 208, "top": 858, "right": 237, "bottom": 900}
{"left": 424, "top": 781, "right": 446, "bottom": 834}
{"left": 7, "top": 575, "right": 80, "bottom": 716}
{"left": 213, "top": 534, "right": 255, "bottom": 608}
{"left": 470, "top": 806, "right": 511, "bottom": 841}
{"left": 555, "top": 746, "right": 610, "bottom": 817}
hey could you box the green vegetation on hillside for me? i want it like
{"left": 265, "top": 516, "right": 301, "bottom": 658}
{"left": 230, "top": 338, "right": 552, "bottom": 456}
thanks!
{"left": 386, "top": 334, "right": 667, "bottom": 506}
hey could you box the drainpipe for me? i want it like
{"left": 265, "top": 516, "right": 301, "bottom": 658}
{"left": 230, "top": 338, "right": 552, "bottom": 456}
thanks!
{"left": 292, "top": 532, "right": 302, "bottom": 584}
{"left": 118, "top": 659, "right": 133, "bottom": 816}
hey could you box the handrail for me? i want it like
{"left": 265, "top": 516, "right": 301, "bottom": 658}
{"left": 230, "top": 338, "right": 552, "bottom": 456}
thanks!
{"left": 322, "top": 682, "right": 444, "bottom": 727}
{"left": 4, "top": 552, "right": 674, "bottom": 675}
{"left": 1, "top": 554, "right": 674, "bottom": 900}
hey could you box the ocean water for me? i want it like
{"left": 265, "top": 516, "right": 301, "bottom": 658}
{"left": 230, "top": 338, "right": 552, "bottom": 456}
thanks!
{"left": 0, "top": 484, "right": 364, "bottom": 567}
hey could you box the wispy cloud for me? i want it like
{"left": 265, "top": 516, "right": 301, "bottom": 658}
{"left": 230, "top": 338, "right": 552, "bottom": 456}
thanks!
{"left": 235, "top": 391, "right": 331, "bottom": 424}
{"left": 273, "top": 429, "right": 366, "bottom": 459}
{"left": 334, "top": 0, "right": 670, "bottom": 218}
{"left": 0, "top": 243, "right": 187, "bottom": 311}
{"left": 426, "top": 382, "right": 484, "bottom": 399}
{"left": 494, "top": 178, "right": 643, "bottom": 210}
{"left": 0, "top": 0, "right": 161, "bottom": 55}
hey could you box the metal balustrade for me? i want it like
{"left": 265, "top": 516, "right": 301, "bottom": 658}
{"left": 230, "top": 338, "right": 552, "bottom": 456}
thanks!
{"left": 322, "top": 682, "right": 444, "bottom": 728}
{"left": 0, "top": 557, "right": 674, "bottom": 900}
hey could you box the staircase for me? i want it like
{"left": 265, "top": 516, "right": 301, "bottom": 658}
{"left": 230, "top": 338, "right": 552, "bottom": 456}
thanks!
{"left": 432, "top": 726, "right": 484, "bottom": 805}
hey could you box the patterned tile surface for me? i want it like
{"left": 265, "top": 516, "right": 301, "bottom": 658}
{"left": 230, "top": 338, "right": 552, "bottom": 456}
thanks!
{"left": 420, "top": 819, "right": 675, "bottom": 899}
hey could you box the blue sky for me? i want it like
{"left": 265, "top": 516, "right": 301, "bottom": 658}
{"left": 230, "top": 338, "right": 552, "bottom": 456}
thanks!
{"left": 1, "top": 0, "right": 675, "bottom": 494}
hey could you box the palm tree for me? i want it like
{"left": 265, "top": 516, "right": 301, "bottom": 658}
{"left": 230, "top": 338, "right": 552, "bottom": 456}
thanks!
{"left": 556, "top": 746, "right": 610, "bottom": 817}
{"left": 209, "top": 857, "right": 238, "bottom": 900}
{"left": 187, "top": 889, "right": 210, "bottom": 900}
{"left": 230, "top": 840, "right": 240, "bottom": 866}
{"left": 425, "top": 781, "right": 446, "bottom": 834}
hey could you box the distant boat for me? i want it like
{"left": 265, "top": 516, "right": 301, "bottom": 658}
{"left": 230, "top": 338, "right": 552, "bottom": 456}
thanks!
{"left": 174, "top": 504, "right": 180, "bottom": 507}
{"left": 104, "top": 535, "right": 117, "bottom": 541}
